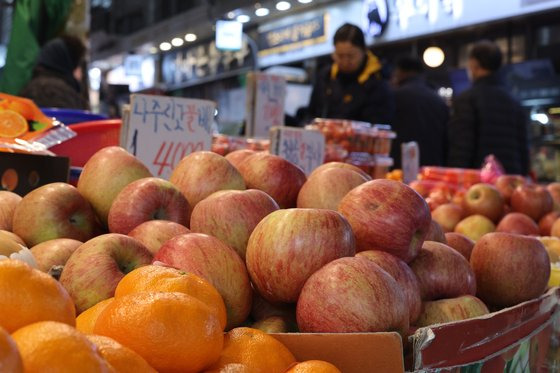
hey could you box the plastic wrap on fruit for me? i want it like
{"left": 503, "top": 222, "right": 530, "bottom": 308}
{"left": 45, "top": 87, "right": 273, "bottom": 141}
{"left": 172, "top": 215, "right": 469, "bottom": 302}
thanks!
{"left": 0, "top": 93, "right": 75, "bottom": 154}
{"left": 480, "top": 154, "right": 505, "bottom": 184}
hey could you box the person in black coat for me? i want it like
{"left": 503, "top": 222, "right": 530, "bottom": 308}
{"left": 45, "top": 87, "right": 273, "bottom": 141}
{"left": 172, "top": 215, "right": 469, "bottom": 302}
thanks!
{"left": 20, "top": 35, "right": 89, "bottom": 110}
{"left": 307, "top": 23, "right": 394, "bottom": 124}
{"left": 447, "top": 40, "right": 529, "bottom": 175}
{"left": 390, "top": 56, "right": 449, "bottom": 168}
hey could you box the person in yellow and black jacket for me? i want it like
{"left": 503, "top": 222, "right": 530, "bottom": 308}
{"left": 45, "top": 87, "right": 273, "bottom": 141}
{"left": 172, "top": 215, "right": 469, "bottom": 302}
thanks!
{"left": 307, "top": 23, "right": 394, "bottom": 125}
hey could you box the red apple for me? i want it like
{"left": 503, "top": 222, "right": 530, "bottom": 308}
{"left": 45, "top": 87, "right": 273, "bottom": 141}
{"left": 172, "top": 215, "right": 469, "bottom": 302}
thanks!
{"left": 297, "top": 167, "right": 369, "bottom": 210}
{"left": 77, "top": 146, "right": 152, "bottom": 227}
{"left": 546, "top": 182, "right": 560, "bottom": 211}
{"left": 356, "top": 250, "right": 422, "bottom": 325}
{"left": 431, "top": 203, "right": 464, "bottom": 233}
{"left": 409, "top": 180, "right": 430, "bottom": 198}
{"left": 308, "top": 162, "right": 372, "bottom": 181}
{"left": 496, "top": 212, "right": 539, "bottom": 236}
{"left": 246, "top": 209, "right": 355, "bottom": 303}
{"left": 409, "top": 241, "right": 476, "bottom": 301}
{"left": 190, "top": 189, "right": 278, "bottom": 260}
{"left": 444, "top": 232, "right": 475, "bottom": 261}
{"left": 426, "top": 188, "right": 453, "bottom": 211}
{"left": 536, "top": 236, "right": 560, "bottom": 263}
{"left": 551, "top": 219, "right": 560, "bottom": 238}
{"left": 30, "top": 238, "right": 82, "bottom": 272}
{"left": 454, "top": 214, "right": 496, "bottom": 242}
{"left": 128, "top": 220, "right": 191, "bottom": 255}
{"left": 296, "top": 256, "right": 409, "bottom": 334}
{"left": 237, "top": 153, "right": 307, "bottom": 209}
{"left": 224, "top": 149, "right": 257, "bottom": 171}
{"left": 108, "top": 177, "right": 190, "bottom": 235}
{"left": 470, "top": 232, "right": 550, "bottom": 307}
{"left": 451, "top": 189, "right": 466, "bottom": 206}
{"left": 425, "top": 220, "right": 447, "bottom": 243}
{"left": 154, "top": 233, "right": 252, "bottom": 329}
{"left": 462, "top": 183, "right": 504, "bottom": 222}
{"left": 511, "top": 184, "right": 553, "bottom": 221}
{"left": 538, "top": 211, "right": 560, "bottom": 236}
{"left": 0, "top": 191, "right": 21, "bottom": 231}
{"left": 494, "top": 175, "right": 526, "bottom": 203}
{"left": 251, "top": 315, "right": 293, "bottom": 333}
{"left": 415, "top": 295, "right": 489, "bottom": 327}
{"left": 59, "top": 233, "right": 153, "bottom": 313}
{"left": 12, "top": 183, "right": 98, "bottom": 247}
{"left": 338, "top": 179, "right": 431, "bottom": 262}
{"left": 170, "top": 151, "right": 246, "bottom": 208}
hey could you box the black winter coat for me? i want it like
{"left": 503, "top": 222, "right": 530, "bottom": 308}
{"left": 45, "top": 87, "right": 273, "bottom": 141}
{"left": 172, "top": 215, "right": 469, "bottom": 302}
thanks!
{"left": 391, "top": 76, "right": 449, "bottom": 168}
{"left": 307, "top": 52, "right": 394, "bottom": 125}
{"left": 447, "top": 74, "right": 529, "bottom": 175}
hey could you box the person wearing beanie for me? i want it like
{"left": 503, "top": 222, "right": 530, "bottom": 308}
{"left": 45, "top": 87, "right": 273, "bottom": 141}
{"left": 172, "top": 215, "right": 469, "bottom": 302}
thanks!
{"left": 19, "top": 35, "right": 89, "bottom": 110}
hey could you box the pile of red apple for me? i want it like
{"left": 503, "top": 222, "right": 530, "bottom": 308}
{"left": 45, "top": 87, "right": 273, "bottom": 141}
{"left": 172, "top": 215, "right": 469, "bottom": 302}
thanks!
{"left": 0, "top": 146, "right": 555, "bottom": 340}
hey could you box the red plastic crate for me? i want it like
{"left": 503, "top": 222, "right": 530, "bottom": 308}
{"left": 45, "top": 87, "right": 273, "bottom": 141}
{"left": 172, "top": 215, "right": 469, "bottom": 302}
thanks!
{"left": 50, "top": 119, "right": 121, "bottom": 167}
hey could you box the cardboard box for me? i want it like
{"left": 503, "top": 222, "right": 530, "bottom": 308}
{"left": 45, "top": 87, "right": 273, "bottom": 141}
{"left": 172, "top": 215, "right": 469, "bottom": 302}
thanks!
{"left": 0, "top": 152, "right": 69, "bottom": 196}
{"left": 412, "top": 287, "right": 560, "bottom": 372}
{"left": 271, "top": 332, "right": 404, "bottom": 372}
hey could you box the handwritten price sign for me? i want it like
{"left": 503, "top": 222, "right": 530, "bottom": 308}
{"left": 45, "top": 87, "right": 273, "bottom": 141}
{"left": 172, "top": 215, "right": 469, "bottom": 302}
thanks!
{"left": 125, "top": 94, "right": 215, "bottom": 179}
{"left": 270, "top": 126, "right": 325, "bottom": 176}
{"left": 246, "top": 73, "right": 286, "bottom": 138}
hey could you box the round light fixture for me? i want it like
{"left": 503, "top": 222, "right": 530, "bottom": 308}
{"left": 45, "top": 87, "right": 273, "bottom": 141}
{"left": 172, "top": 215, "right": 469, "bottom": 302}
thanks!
{"left": 423, "top": 46, "right": 445, "bottom": 68}
{"left": 171, "top": 37, "right": 184, "bottom": 47}
{"left": 227, "top": 11, "right": 236, "bottom": 19}
{"left": 298, "top": 0, "right": 313, "bottom": 3}
{"left": 276, "top": 1, "right": 291, "bottom": 11}
{"left": 184, "top": 33, "right": 197, "bottom": 42}
{"left": 159, "top": 42, "right": 171, "bottom": 51}
{"left": 255, "top": 7, "right": 270, "bottom": 16}
{"left": 236, "top": 14, "right": 250, "bottom": 23}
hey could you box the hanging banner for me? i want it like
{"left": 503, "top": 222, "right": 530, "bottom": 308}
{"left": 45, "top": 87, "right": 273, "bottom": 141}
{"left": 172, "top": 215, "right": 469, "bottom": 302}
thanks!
{"left": 123, "top": 94, "right": 215, "bottom": 179}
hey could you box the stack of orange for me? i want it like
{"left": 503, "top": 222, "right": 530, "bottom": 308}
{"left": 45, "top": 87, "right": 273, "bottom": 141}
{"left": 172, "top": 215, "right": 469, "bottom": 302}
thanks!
{"left": 1, "top": 260, "right": 343, "bottom": 372}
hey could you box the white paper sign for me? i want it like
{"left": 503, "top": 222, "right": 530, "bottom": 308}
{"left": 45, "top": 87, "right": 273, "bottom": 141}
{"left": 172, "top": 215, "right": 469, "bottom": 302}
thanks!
{"left": 125, "top": 94, "right": 215, "bottom": 179}
{"left": 402, "top": 141, "right": 420, "bottom": 184}
{"left": 270, "top": 126, "right": 325, "bottom": 176}
{"left": 246, "top": 72, "right": 286, "bottom": 138}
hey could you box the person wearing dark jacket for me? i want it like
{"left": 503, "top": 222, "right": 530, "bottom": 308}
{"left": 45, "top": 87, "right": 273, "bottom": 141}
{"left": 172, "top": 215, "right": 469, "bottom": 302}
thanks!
{"left": 391, "top": 56, "right": 449, "bottom": 168}
{"left": 447, "top": 40, "right": 529, "bottom": 175}
{"left": 19, "top": 35, "right": 89, "bottom": 110}
{"left": 307, "top": 23, "right": 394, "bottom": 124}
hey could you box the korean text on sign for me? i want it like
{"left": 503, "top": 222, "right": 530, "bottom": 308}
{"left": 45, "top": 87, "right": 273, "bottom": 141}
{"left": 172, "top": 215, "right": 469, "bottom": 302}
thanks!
{"left": 126, "top": 94, "right": 215, "bottom": 179}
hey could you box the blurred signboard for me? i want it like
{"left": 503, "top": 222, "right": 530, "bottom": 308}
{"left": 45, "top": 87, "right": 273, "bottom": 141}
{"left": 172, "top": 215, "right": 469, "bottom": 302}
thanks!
{"left": 123, "top": 94, "right": 214, "bottom": 179}
{"left": 245, "top": 72, "right": 286, "bottom": 138}
{"left": 161, "top": 38, "right": 253, "bottom": 89}
{"left": 257, "top": 14, "right": 328, "bottom": 57}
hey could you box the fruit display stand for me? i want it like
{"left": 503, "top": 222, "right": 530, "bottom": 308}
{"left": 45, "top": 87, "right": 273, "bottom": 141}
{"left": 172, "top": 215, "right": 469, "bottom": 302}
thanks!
{"left": 411, "top": 287, "right": 560, "bottom": 372}
{"left": 272, "top": 332, "right": 404, "bottom": 372}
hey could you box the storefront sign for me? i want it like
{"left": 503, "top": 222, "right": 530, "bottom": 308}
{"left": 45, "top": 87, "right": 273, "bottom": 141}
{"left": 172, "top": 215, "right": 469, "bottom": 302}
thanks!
{"left": 245, "top": 72, "right": 286, "bottom": 138}
{"left": 123, "top": 94, "right": 215, "bottom": 179}
{"left": 270, "top": 126, "right": 325, "bottom": 176}
{"left": 161, "top": 38, "right": 253, "bottom": 89}
{"left": 258, "top": 14, "right": 328, "bottom": 57}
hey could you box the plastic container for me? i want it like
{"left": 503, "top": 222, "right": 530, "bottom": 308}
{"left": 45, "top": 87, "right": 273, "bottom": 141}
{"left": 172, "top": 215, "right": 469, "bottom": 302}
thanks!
{"left": 372, "top": 155, "right": 394, "bottom": 179}
{"left": 49, "top": 119, "right": 121, "bottom": 167}
{"left": 41, "top": 108, "right": 108, "bottom": 125}
{"left": 344, "top": 152, "right": 375, "bottom": 175}
{"left": 372, "top": 125, "right": 396, "bottom": 155}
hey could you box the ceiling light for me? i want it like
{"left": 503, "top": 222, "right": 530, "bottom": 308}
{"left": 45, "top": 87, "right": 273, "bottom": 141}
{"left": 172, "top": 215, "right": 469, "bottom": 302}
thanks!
{"left": 276, "top": 1, "right": 291, "bottom": 11}
{"left": 423, "top": 46, "right": 445, "bottom": 68}
{"left": 184, "top": 33, "right": 197, "bottom": 42}
{"left": 159, "top": 42, "right": 171, "bottom": 51}
{"left": 171, "top": 37, "right": 184, "bottom": 47}
{"left": 227, "top": 11, "right": 236, "bottom": 19}
{"left": 236, "top": 14, "right": 250, "bottom": 23}
{"left": 298, "top": 0, "right": 313, "bottom": 3}
{"left": 255, "top": 7, "right": 270, "bottom": 16}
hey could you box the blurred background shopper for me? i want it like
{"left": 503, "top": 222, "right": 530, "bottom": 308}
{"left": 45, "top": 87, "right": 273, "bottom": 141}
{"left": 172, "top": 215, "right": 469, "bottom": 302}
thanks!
{"left": 390, "top": 55, "right": 449, "bottom": 169}
{"left": 306, "top": 23, "right": 394, "bottom": 125}
{"left": 447, "top": 40, "right": 530, "bottom": 175}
